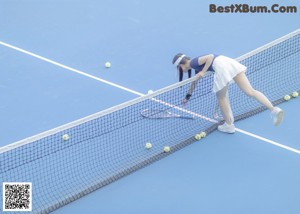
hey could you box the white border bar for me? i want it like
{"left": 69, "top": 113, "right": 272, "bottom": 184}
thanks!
{"left": 236, "top": 29, "right": 300, "bottom": 61}
{"left": 0, "top": 77, "right": 198, "bottom": 153}
{"left": 0, "top": 29, "right": 299, "bottom": 154}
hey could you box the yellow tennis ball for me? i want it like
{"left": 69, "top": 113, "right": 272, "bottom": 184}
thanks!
{"left": 163, "top": 146, "right": 170, "bottom": 153}
{"left": 105, "top": 62, "right": 111, "bottom": 68}
{"left": 200, "top": 131, "right": 206, "bottom": 138}
{"left": 194, "top": 134, "right": 201, "bottom": 140}
{"left": 292, "top": 91, "right": 299, "bottom": 98}
{"left": 147, "top": 90, "right": 154, "bottom": 94}
{"left": 62, "top": 134, "right": 70, "bottom": 141}
{"left": 284, "top": 95, "right": 291, "bottom": 101}
{"left": 145, "top": 142, "right": 152, "bottom": 149}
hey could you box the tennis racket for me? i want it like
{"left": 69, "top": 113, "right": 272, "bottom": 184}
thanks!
{"left": 141, "top": 109, "right": 195, "bottom": 119}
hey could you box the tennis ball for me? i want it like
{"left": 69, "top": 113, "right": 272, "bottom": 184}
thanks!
{"left": 284, "top": 95, "right": 291, "bottom": 101}
{"left": 292, "top": 91, "right": 299, "bottom": 98}
{"left": 62, "top": 134, "right": 70, "bottom": 141}
{"left": 163, "top": 146, "right": 170, "bottom": 153}
{"left": 147, "top": 90, "right": 154, "bottom": 94}
{"left": 145, "top": 142, "right": 152, "bottom": 149}
{"left": 105, "top": 62, "right": 111, "bottom": 68}
{"left": 194, "top": 134, "right": 201, "bottom": 140}
{"left": 200, "top": 131, "right": 206, "bottom": 138}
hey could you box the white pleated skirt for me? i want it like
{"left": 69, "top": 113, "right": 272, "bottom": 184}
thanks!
{"left": 212, "top": 55, "right": 247, "bottom": 93}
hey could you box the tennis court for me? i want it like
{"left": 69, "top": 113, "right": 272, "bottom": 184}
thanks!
{"left": 1, "top": 0, "right": 300, "bottom": 214}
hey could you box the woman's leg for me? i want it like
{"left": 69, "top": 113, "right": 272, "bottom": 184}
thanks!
{"left": 216, "top": 85, "right": 234, "bottom": 125}
{"left": 234, "top": 72, "right": 274, "bottom": 111}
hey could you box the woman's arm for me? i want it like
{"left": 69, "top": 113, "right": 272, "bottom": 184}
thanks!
{"left": 183, "top": 54, "right": 214, "bottom": 104}
{"left": 196, "top": 54, "right": 214, "bottom": 79}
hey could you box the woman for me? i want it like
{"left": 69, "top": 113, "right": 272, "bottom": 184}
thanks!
{"left": 172, "top": 53, "right": 284, "bottom": 133}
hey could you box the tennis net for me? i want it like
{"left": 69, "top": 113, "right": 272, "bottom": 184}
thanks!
{"left": 1, "top": 29, "right": 300, "bottom": 213}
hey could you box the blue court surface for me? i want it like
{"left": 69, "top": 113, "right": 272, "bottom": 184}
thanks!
{"left": 1, "top": 0, "right": 300, "bottom": 213}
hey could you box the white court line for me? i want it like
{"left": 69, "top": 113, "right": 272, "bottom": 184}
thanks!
{"left": 0, "top": 41, "right": 144, "bottom": 97}
{"left": 236, "top": 128, "right": 300, "bottom": 154}
{"left": 1, "top": 41, "right": 299, "bottom": 154}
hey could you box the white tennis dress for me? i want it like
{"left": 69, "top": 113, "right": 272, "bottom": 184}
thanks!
{"left": 212, "top": 55, "right": 247, "bottom": 93}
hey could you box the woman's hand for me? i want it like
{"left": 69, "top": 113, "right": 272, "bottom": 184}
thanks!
{"left": 196, "top": 71, "right": 205, "bottom": 80}
{"left": 182, "top": 98, "right": 189, "bottom": 105}
{"left": 182, "top": 93, "right": 192, "bottom": 105}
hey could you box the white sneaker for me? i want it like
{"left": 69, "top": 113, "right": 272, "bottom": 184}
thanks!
{"left": 217, "top": 122, "right": 235, "bottom": 134}
{"left": 271, "top": 107, "right": 284, "bottom": 126}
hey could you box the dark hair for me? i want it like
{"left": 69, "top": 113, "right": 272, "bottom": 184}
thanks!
{"left": 172, "top": 53, "right": 190, "bottom": 65}
{"left": 173, "top": 53, "right": 192, "bottom": 81}
{"left": 178, "top": 66, "right": 192, "bottom": 82}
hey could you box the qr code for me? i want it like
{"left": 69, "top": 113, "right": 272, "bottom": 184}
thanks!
{"left": 3, "top": 182, "right": 32, "bottom": 212}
